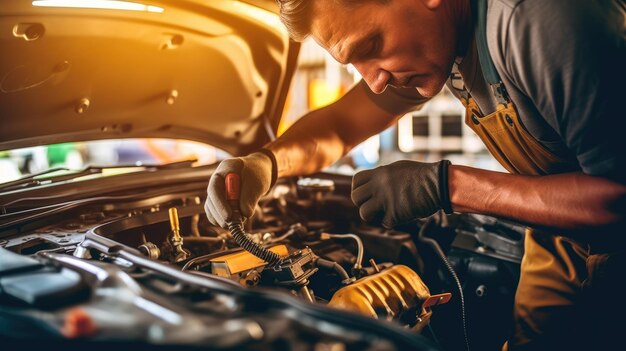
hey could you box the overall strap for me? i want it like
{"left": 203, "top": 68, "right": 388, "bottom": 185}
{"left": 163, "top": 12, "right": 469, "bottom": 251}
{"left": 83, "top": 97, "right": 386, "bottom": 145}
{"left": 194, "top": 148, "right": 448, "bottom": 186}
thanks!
{"left": 472, "top": 0, "right": 510, "bottom": 105}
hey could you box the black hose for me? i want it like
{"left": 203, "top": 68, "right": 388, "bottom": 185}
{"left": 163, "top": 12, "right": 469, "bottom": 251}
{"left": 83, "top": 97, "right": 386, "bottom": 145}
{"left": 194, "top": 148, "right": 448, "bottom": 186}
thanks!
{"left": 227, "top": 219, "right": 281, "bottom": 265}
{"left": 317, "top": 258, "right": 351, "bottom": 283}
{"left": 417, "top": 217, "right": 470, "bottom": 351}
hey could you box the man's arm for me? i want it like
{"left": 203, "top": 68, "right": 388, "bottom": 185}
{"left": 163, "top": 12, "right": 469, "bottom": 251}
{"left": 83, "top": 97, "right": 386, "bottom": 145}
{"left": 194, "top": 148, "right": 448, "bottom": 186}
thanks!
{"left": 449, "top": 167, "right": 626, "bottom": 235}
{"left": 467, "top": 0, "right": 626, "bottom": 235}
{"left": 206, "top": 80, "right": 423, "bottom": 227}
{"left": 266, "top": 81, "right": 409, "bottom": 177}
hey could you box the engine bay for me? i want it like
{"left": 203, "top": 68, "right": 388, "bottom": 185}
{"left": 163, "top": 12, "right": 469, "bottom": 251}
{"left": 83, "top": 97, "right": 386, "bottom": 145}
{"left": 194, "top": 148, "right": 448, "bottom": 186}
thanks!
{"left": 0, "top": 172, "right": 524, "bottom": 350}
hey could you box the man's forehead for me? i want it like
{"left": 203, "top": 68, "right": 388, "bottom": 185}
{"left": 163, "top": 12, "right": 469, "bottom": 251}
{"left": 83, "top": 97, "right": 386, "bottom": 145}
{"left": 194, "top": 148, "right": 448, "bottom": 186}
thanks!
{"left": 309, "top": 1, "right": 342, "bottom": 43}
{"left": 310, "top": 1, "right": 374, "bottom": 64}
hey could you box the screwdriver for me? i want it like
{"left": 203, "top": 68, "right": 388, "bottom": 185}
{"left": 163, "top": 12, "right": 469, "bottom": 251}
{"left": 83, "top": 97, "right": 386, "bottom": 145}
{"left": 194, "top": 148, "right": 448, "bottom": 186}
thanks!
{"left": 225, "top": 173, "right": 242, "bottom": 221}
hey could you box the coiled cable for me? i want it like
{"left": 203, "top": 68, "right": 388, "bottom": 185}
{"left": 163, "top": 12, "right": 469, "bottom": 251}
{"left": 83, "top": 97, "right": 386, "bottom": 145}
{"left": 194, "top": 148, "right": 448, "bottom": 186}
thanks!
{"left": 223, "top": 172, "right": 282, "bottom": 266}
{"left": 227, "top": 219, "right": 281, "bottom": 265}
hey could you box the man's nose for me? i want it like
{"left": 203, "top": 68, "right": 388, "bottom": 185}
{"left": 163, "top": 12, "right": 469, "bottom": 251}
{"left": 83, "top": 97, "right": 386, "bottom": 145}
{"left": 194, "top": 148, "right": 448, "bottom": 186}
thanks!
{"left": 357, "top": 65, "right": 390, "bottom": 94}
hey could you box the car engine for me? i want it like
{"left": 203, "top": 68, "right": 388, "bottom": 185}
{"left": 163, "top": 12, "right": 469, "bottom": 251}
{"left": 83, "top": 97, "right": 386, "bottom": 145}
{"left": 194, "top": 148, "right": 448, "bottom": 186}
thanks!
{"left": 0, "top": 170, "right": 523, "bottom": 351}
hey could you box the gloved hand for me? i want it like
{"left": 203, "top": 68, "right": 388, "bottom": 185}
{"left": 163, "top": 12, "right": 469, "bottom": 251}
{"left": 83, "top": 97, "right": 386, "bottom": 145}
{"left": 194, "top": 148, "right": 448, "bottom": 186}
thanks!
{"left": 205, "top": 151, "right": 275, "bottom": 228}
{"left": 351, "top": 160, "right": 452, "bottom": 229}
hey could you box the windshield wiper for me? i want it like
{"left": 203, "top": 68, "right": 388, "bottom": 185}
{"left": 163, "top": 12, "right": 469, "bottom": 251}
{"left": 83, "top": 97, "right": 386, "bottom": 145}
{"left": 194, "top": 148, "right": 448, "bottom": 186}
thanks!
{"left": 0, "top": 167, "right": 70, "bottom": 192}
{"left": 0, "top": 159, "right": 197, "bottom": 192}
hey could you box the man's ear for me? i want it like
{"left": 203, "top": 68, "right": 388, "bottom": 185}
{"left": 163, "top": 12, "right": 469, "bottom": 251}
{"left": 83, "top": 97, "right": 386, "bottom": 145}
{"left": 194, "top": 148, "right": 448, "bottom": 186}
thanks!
{"left": 419, "top": 0, "right": 442, "bottom": 10}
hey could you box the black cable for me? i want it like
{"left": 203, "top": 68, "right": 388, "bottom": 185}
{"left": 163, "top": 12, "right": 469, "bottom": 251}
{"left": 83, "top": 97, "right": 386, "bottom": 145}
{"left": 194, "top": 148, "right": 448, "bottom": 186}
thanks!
{"left": 227, "top": 219, "right": 281, "bottom": 265}
{"left": 418, "top": 218, "right": 470, "bottom": 351}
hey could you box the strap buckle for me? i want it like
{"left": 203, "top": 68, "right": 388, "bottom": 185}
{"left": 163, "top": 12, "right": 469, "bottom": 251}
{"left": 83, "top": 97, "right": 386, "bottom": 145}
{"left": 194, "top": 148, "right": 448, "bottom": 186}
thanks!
{"left": 491, "top": 82, "right": 509, "bottom": 105}
{"left": 450, "top": 70, "right": 470, "bottom": 102}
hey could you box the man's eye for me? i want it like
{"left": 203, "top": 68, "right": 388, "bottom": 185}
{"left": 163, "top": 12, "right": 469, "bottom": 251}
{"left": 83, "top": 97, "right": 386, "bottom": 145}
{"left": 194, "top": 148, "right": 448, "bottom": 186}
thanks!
{"left": 364, "top": 36, "right": 381, "bottom": 57}
{"left": 351, "top": 34, "right": 381, "bottom": 62}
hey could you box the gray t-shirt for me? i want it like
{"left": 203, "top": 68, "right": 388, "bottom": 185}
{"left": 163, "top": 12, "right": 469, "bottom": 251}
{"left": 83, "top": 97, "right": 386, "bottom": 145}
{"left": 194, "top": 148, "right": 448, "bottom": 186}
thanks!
{"left": 365, "top": 0, "right": 625, "bottom": 180}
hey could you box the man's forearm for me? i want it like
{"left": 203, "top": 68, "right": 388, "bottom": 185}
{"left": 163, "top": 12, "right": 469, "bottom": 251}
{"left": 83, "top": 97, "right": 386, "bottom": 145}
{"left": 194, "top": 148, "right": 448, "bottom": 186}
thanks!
{"left": 266, "top": 108, "right": 349, "bottom": 178}
{"left": 449, "top": 165, "right": 626, "bottom": 235}
{"left": 264, "top": 82, "right": 401, "bottom": 178}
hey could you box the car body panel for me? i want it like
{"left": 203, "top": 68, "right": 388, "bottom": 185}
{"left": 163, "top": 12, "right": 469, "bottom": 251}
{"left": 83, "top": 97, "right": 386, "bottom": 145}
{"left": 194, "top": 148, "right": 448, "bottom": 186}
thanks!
{"left": 0, "top": 0, "right": 297, "bottom": 155}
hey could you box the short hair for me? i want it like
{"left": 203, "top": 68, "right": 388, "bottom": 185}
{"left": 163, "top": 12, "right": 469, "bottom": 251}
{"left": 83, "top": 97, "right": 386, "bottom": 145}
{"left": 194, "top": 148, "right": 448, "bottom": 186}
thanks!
{"left": 277, "top": 0, "right": 390, "bottom": 42}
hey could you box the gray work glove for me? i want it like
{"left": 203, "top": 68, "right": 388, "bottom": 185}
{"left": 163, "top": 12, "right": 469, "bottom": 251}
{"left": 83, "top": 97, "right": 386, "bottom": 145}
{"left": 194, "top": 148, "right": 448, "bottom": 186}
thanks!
{"left": 351, "top": 160, "right": 452, "bottom": 229}
{"left": 205, "top": 152, "right": 274, "bottom": 228}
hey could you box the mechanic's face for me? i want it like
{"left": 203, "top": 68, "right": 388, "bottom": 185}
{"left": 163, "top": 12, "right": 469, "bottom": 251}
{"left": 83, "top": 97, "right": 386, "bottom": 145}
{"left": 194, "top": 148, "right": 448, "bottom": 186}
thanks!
{"left": 310, "top": 0, "right": 459, "bottom": 97}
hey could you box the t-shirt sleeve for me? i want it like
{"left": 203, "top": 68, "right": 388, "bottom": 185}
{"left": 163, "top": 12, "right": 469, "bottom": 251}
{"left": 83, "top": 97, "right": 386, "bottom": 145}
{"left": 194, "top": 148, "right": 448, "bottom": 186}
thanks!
{"left": 360, "top": 79, "right": 430, "bottom": 115}
{"left": 502, "top": 0, "right": 625, "bottom": 181}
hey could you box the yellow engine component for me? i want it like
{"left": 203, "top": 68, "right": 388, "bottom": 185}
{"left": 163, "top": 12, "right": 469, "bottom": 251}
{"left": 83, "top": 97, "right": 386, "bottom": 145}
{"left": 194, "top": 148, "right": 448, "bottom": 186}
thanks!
{"left": 210, "top": 245, "right": 289, "bottom": 278}
{"left": 328, "top": 265, "right": 435, "bottom": 331}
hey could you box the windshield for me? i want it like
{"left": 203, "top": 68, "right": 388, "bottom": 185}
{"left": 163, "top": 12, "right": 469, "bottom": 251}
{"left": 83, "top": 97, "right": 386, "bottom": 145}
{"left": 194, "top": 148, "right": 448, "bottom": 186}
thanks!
{"left": 0, "top": 138, "right": 230, "bottom": 184}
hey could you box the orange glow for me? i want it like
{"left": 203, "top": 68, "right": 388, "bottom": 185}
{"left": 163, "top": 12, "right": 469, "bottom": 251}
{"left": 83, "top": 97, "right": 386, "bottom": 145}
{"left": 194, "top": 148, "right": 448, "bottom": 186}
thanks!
{"left": 308, "top": 79, "right": 342, "bottom": 110}
{"left": 32, "top": 0, "right": 164, "bottom": 13}
{"left": 277, "top": 90, "right": 293, "bottom": 137}
{"left": 230, "top": 1, "right": 282, "bottom": 29}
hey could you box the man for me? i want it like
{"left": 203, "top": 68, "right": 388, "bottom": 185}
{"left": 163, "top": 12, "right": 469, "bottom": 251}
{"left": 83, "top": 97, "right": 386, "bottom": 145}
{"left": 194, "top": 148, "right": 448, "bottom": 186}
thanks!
{"left": 206, "top": 0, "right": 625, "bottom": 349}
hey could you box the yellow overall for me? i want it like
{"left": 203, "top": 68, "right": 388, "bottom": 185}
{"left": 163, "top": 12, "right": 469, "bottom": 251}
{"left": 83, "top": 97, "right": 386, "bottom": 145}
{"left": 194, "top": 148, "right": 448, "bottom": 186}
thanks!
{"left": 461, "top": 96, "right": 624, "bottom": 350}
{"left": 461, "top": 1, "right": 625, "bottom": 347}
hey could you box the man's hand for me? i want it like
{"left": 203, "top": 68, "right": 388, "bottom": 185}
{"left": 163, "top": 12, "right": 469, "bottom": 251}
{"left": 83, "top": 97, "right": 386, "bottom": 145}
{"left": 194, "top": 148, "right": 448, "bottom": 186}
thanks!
{"left": 205, "top": 152, "right": 274, "bottom": 228}
{"left": 351, "top": 160, "right": 450, "bottom": 228}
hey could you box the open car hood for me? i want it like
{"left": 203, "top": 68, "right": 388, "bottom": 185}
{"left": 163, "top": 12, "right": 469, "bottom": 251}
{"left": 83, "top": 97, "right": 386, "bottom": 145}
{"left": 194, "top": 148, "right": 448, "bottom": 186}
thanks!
{"left": 0, "top": 0, "right": 298, "bottom": 156}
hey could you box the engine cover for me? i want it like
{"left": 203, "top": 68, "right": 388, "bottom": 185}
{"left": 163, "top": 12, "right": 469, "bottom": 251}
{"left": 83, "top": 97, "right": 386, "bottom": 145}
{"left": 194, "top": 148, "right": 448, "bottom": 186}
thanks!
{"left": 328, "top": 265, "right": 434, "bottom": 331}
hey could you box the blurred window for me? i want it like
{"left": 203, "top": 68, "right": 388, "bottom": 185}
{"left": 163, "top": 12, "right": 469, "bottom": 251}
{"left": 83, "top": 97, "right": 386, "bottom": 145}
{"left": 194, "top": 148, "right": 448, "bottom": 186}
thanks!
{"left": 412, "top": 116, "right": 429, "bottom": 137}
{"left": 0, "top": 139, "right": 229, "bottom": 184}
{"left": 441, "top": 114, "right": 463, "bottom": 137}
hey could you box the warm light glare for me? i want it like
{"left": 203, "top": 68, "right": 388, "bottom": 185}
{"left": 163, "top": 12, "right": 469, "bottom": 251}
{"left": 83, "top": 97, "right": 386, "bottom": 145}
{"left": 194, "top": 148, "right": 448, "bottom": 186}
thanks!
{"left": 231, "top": 1, "right": 282, "bottom": 28}
{"left": 32, "top": 0, "right": 164, "bottom": 13}
{"left": 308, "top": 79, "right": 342, "bottom": 110}
{"left": 398, "top": 113, "right": 414, "bottom": 153}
